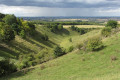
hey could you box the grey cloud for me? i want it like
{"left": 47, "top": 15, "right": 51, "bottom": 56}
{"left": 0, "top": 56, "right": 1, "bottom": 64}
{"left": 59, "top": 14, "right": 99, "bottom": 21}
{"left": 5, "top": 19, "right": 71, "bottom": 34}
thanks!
{"left": 0, "top": 0, "right": 120, "bottom": 8}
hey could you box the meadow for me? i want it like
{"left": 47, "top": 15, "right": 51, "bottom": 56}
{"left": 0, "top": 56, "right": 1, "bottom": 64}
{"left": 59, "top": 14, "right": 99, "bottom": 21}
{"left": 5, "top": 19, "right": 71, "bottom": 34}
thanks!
{"left": 63, "top": 25, "right": 105, "bottom": 28}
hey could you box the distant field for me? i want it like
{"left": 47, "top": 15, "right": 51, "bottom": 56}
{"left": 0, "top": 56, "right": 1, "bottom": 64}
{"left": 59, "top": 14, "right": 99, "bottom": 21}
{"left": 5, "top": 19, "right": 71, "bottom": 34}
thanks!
{"left": 63, "top": 25, "right": 105, "bottom": 28}
{"left": 118, "top": 21, "right": 120, "bottom": 24}
{"left": 55, "top": 19, "right": 88, "bottom": 21}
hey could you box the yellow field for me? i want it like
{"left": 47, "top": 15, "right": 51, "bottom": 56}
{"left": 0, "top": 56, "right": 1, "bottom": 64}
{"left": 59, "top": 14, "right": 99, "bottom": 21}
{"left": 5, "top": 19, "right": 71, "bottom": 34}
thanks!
{"left": 118, "top": 21, "right": 120, "bottom": 24}
{"left": 63, "top": 25, "right": 105, "bottom": 28}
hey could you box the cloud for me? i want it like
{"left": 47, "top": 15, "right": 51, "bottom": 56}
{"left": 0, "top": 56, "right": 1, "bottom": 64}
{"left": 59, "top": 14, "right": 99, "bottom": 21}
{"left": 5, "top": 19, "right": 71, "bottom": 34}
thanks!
{"left": 0, "top": 0, "right": 120, "bottom": 16}
{"left": 0, "top": 0, "right": 120, "bottom": 8}
{"left": 0, "top": 4, "right": 120, "bottom": 17}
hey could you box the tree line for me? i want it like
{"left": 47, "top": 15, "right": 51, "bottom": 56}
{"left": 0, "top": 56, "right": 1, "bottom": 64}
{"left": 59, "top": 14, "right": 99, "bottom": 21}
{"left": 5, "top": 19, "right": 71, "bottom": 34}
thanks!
{"left": 32, "top": 20, "right": 99, "bottom": 25}
{"left": 0, "top": 13, "right": 35, "bottom": 42}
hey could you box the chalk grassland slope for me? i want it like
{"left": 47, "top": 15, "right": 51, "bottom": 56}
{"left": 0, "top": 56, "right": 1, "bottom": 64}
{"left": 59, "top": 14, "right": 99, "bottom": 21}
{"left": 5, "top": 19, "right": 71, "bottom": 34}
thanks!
{"left": 60, "top": 29, "right": 101, "bottom": 49}
{"left": 2, "top": 28, "right": 120, "bottom": 80}
{"left": 63, "top": 25, "right": 105, "bottom": 28}
{"left": 0, "top": 25, "right": 81, "bottom": 61}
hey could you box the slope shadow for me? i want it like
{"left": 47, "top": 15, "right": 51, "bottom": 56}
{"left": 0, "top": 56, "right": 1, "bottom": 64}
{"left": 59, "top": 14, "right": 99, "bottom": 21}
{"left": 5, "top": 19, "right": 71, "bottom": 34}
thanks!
{"left": 30, "top": 31, "right": 57, "bottom": 48}
{"left": 54, "top": 29, "right": 70, "bottom": 36}
{"left": 25, "top": 38, "right": 44, "bottom": 49}
{"left": 0, "top": 45, "right": 17, "bottom": 59}
{"left": 7, "top": 41, "right": 35, "bottom": 54}
{"left": 1, "top": 68, "right": 35, "bottom": 80}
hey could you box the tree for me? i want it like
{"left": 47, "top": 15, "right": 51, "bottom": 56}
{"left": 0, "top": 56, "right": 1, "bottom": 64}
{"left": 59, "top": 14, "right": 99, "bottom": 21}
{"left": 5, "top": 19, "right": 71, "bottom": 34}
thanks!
{"left": 4, "top": 14, "right": 17, "bottom": 25}
{"left": 101, "top": 27, "right": 111, "bottom": 37}
{"left": 70, "top": 25, "right": 75, "bottom": 30}
{"left": 106, "top": 20, "right": 118, "bottom": 28}
{"left": 58, "top": 24, "right": 63, "bottom": 30}
{"left": 11, "top": 23, "right": 21, "bottom": 34}
{"left": 0, "top": 13, "right": 5, "bottom": 21}
{"left": 0, "top": 24, "right": 15, "bottom": 42}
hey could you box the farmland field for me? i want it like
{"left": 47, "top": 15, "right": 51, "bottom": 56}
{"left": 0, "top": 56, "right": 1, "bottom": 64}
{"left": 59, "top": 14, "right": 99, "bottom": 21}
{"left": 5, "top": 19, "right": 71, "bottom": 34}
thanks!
{"left": 63, "top": 25, "right": 105, "bottom": 28}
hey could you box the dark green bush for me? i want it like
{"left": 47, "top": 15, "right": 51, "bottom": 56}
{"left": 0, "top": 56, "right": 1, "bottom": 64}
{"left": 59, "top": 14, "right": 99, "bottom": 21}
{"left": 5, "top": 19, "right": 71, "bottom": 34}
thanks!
{"left": 0, "top": 59, "right": 16, "bottom": 76}
{"left": 101, "top": 27, "right": 111, "bottom": 37}
{"left": 86, "top": 36, "right": 103, "bottom": 51}
{"left": 106, "top": 20, "right": 118, "bottom": 28}
{"left": 54, "top": 46, "right": 65, "bottom": 57}
{"left": 68, "top": 46, "right": 74, "bottom": 52}
{"left": 0, "top": 24, "right": 15, "bottom": 42}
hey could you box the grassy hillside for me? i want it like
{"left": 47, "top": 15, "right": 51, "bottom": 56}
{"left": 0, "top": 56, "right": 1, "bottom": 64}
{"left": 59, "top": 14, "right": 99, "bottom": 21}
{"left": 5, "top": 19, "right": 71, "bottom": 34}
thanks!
{"left": 0, "top": 24, "right": 82, "bottom": 62}
{"left": 2, "top": 27, "right": 120, "bottom": 80}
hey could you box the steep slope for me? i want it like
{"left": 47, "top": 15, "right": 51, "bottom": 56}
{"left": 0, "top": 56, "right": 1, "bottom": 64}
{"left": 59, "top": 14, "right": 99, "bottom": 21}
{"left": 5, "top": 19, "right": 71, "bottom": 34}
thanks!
{"left": 0, "top": 25, "right": 81, "bottom": 61}
{"left": 2, "top": 29, "right": 120, "bottom": 80}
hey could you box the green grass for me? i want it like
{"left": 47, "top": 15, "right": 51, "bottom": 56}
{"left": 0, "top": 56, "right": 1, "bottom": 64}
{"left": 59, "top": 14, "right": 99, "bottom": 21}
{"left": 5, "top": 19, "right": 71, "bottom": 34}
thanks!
{"left": 1, "top": 26, "right": 120, "bottom": 80}
{"left": 0, "top": 24, "right": 81, "bottom": 61}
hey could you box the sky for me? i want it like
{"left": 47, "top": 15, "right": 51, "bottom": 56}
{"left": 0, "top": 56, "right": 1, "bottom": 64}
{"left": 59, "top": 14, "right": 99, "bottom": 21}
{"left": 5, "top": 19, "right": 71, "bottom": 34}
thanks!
{"left": 0, "top": 0, "right": 120, "bottom": 17}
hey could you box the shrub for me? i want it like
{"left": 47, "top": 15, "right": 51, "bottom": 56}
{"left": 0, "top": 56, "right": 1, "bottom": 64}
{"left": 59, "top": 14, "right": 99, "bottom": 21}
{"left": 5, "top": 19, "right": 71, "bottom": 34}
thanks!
{"left": 54, "top": 46, "right": 65, "bottom": 57}
{"left": 68, "top": 46, "right": 74, "bottom": 52}
{"left": 17, "top": 54, "right": 35, "bottom": 70}
{"left": 101, "top": 27, "right": 111, "bottom": 37}
{"left": 106, "top": 20, "right": 118, "bottom": 28}
{"left": 86, "top": 36, "right": 103, "bottom": 51}
{"left": 58, "top": 24, "right": 63, "bottom": 30}
{"left": 0, "top": 59, "right": 16, "bottom": 76}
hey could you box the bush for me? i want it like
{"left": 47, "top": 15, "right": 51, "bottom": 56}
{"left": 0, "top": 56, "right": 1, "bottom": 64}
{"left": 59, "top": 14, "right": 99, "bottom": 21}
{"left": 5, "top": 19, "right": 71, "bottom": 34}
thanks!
{"left": 86, "top": 36, "right": 103, "bottom": 51}
{"left": 54, "top": 46, "right": 65, "bottom": 57}
{"left": 101, "top": 27, "right": 111, "bottom": 37}
{"left": 17, "top": 54, "right": 35, "bottom": 70}
{"left": 106, "top": 20, "right": 118, "bottom": 28}
{"left": 68, "top": 46, "right": 74, "bottom": 52}
{"left": 58, "top": 24, "right": 63, "bottom": 30}
{"left": 0, "top": 59, "right": 16, "bottom": 76}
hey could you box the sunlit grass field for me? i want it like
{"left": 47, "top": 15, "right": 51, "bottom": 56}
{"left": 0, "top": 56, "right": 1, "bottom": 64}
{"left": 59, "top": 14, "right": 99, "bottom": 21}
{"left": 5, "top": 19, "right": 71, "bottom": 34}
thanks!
{"left": 63, "top": 25, "right": 105, "bottom": 28}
